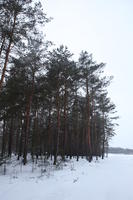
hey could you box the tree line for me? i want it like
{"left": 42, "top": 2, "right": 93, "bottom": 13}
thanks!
{"left": 0, "top": 0, "right": 118, "bottom": 165}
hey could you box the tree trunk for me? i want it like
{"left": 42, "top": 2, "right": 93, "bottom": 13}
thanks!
{"left": 62, "top": 84, "right": 68, "bottom": 160}
{"left": 23, "top": 74, "right": 35, "bottom": 165}
{"left": 0, "top": 14, "right": 16, "bottom": 92}
{"left": 8, "top": 117, "right": 14, "bottom": 157}
{"left": 86, "top": 78, "right": 92, "bottom": 161}
{"left": 101, "top": 112, "right": 105, "bottom": 159}
{"left": 1, "top": 119, "right": 6, "bottom": 157}
{"left": 15, "top": 118, "right": 21, "bottom": 155}
{"left": 47, "top": 105, "right": 52, "bottom": 158}
{"left": 54, "top": 88, "right": 60, "bottom": 165}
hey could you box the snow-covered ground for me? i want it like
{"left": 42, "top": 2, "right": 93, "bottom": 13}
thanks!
{"left": 0, "top": 154, "right": 133, "bottom": 200}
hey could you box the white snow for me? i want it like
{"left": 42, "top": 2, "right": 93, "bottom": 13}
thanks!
{"left": 0, "top": 154, "right": 133, "bottom": 200}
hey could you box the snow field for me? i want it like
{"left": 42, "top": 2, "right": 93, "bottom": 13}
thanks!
{"left": 0, "top": 155, "right": 133, "bottom": 200}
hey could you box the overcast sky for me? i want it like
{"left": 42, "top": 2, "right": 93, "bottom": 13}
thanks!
{"left": 42, "top": 0, "right": 133, "bottom": 148}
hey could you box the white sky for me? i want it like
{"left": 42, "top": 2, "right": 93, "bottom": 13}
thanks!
{"left": 42, "top": 0, "right": 133, "bottom": 148}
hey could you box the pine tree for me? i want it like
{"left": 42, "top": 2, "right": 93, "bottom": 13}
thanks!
{"left": 0, "top": 0, "right": 49, "bottom": 92}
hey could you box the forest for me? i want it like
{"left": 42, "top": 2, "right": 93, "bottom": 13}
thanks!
{"left": 0, "top": 0, "right": 118, "bottom": 166}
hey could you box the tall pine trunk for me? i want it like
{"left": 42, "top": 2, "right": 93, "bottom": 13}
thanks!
{"left": 54, "top": 87, "right": 60, "bottom": 165}
{"left": 8, "top": 117, "right": 14, "bottom": 157}
{"left": 62, "top": 84, "right": 68, "bottom": 160}
{"left": 0, "top": 14, "right": 16, "bottom": 92}
{"left": 101, "top": 112, "right": 105, "bottom": 159}
{"left": 1, "top": 119, "right": 6, "bottom": 157}
{"left": 23, "top": 74, "right": 35, "bottom": 164}
{"left": 86, "top": 78, "right": 92, "bottom": 161}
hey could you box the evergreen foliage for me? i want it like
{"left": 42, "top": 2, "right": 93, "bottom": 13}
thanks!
{"left": 0, "top": 1, "right": 118, "bottom": 165}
